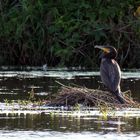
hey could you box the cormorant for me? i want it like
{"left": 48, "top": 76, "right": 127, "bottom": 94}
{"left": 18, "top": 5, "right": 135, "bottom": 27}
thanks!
{"left": 95, "top": 45, "right": 125, "bottom": 104}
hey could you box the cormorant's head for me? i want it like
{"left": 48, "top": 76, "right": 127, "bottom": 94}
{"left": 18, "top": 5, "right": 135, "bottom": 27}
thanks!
{"left": 94, "top": 45, "right": 117, "bottom": 59}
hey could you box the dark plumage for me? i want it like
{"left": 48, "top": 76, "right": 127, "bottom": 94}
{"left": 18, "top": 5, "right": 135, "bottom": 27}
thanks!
{"left": 95, "top": 45, "right": 125, "bottom": 104}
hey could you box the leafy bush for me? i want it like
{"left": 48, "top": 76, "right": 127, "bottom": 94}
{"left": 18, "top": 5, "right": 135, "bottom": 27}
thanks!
{"left": 0, "top": 0, "right": 140, "bottom": 68}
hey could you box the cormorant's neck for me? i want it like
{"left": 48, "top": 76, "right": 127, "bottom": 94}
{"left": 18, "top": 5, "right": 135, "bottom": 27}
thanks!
{"left": 102, "top": 53, "right": 116, "bottom": 60}
{"left": 102, "top": 57, "right": 115, "bottom": 62}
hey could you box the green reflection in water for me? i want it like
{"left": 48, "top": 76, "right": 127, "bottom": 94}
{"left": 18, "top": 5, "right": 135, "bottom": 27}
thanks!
{"left": 0, "top": 113, "right": 140, "bottom": 133}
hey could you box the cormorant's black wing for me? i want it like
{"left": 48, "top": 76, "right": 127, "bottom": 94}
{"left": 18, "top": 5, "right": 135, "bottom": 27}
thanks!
{"left": 100, "top": 59, "right": 121, "bottom": 92}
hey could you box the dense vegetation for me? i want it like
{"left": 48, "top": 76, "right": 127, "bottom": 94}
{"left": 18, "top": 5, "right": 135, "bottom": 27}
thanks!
{"left": 0, "top": 0, "right": 140, "bottom": 68}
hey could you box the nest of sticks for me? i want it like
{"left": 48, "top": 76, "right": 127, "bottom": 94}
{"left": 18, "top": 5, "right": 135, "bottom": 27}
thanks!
{"left": 49, "top": 82, "right": 140, "bottom": 108}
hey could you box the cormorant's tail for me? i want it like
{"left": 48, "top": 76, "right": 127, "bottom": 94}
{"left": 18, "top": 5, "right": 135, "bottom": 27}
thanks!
{"left": 113, "top": 90, "right": 125, "bottom": 104}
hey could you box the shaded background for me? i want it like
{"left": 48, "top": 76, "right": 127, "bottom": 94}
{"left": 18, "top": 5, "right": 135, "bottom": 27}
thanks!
{"left": 0, "top": 0, "right": 140, "bottom": 68}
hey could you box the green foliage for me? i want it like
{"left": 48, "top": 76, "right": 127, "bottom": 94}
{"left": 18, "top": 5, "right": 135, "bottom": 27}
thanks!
{"left": 0, "top": 0, "right": 140, "bottom": 68}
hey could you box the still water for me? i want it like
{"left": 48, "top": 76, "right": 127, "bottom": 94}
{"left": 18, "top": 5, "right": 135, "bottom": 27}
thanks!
{"left": 0, "top": 70, "right": 140, "bottom": 139}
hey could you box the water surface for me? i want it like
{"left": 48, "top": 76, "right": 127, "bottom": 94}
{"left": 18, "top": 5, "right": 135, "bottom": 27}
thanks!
{"left": 0, "top": 70, "right": 140, "bottom": 139}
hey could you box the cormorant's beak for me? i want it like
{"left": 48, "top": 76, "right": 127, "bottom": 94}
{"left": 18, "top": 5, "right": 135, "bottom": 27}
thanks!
{"left": 94, "top": 45, "right": 110, "bottom": 53}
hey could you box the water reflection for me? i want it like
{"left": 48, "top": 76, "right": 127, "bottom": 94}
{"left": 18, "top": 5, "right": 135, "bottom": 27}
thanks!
{"left": 0, "top": 70, "right": 139, "bottom": 139}
{"left": 0, "top": 75, "right": 139, "bottom": 102}
{"left": 0, "top": 130, "right": 139, "bottom": 140}
{"left": 0, "top": 113, "right": 140, "bottom": 133}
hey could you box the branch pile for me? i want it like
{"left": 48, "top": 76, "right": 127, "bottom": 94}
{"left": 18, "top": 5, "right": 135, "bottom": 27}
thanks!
{"left": 50, "top": 84, "right": 140, "bottom": 108}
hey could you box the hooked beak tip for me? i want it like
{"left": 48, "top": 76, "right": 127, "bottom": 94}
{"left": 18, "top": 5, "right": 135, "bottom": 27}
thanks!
{"left": 94, "top": 45, "right": 104, "bottom": 49}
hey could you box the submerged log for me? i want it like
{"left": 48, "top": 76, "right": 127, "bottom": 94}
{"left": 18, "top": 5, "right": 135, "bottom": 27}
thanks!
{"left": 49, "top": 84, "right": 140, "bottom": 108}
